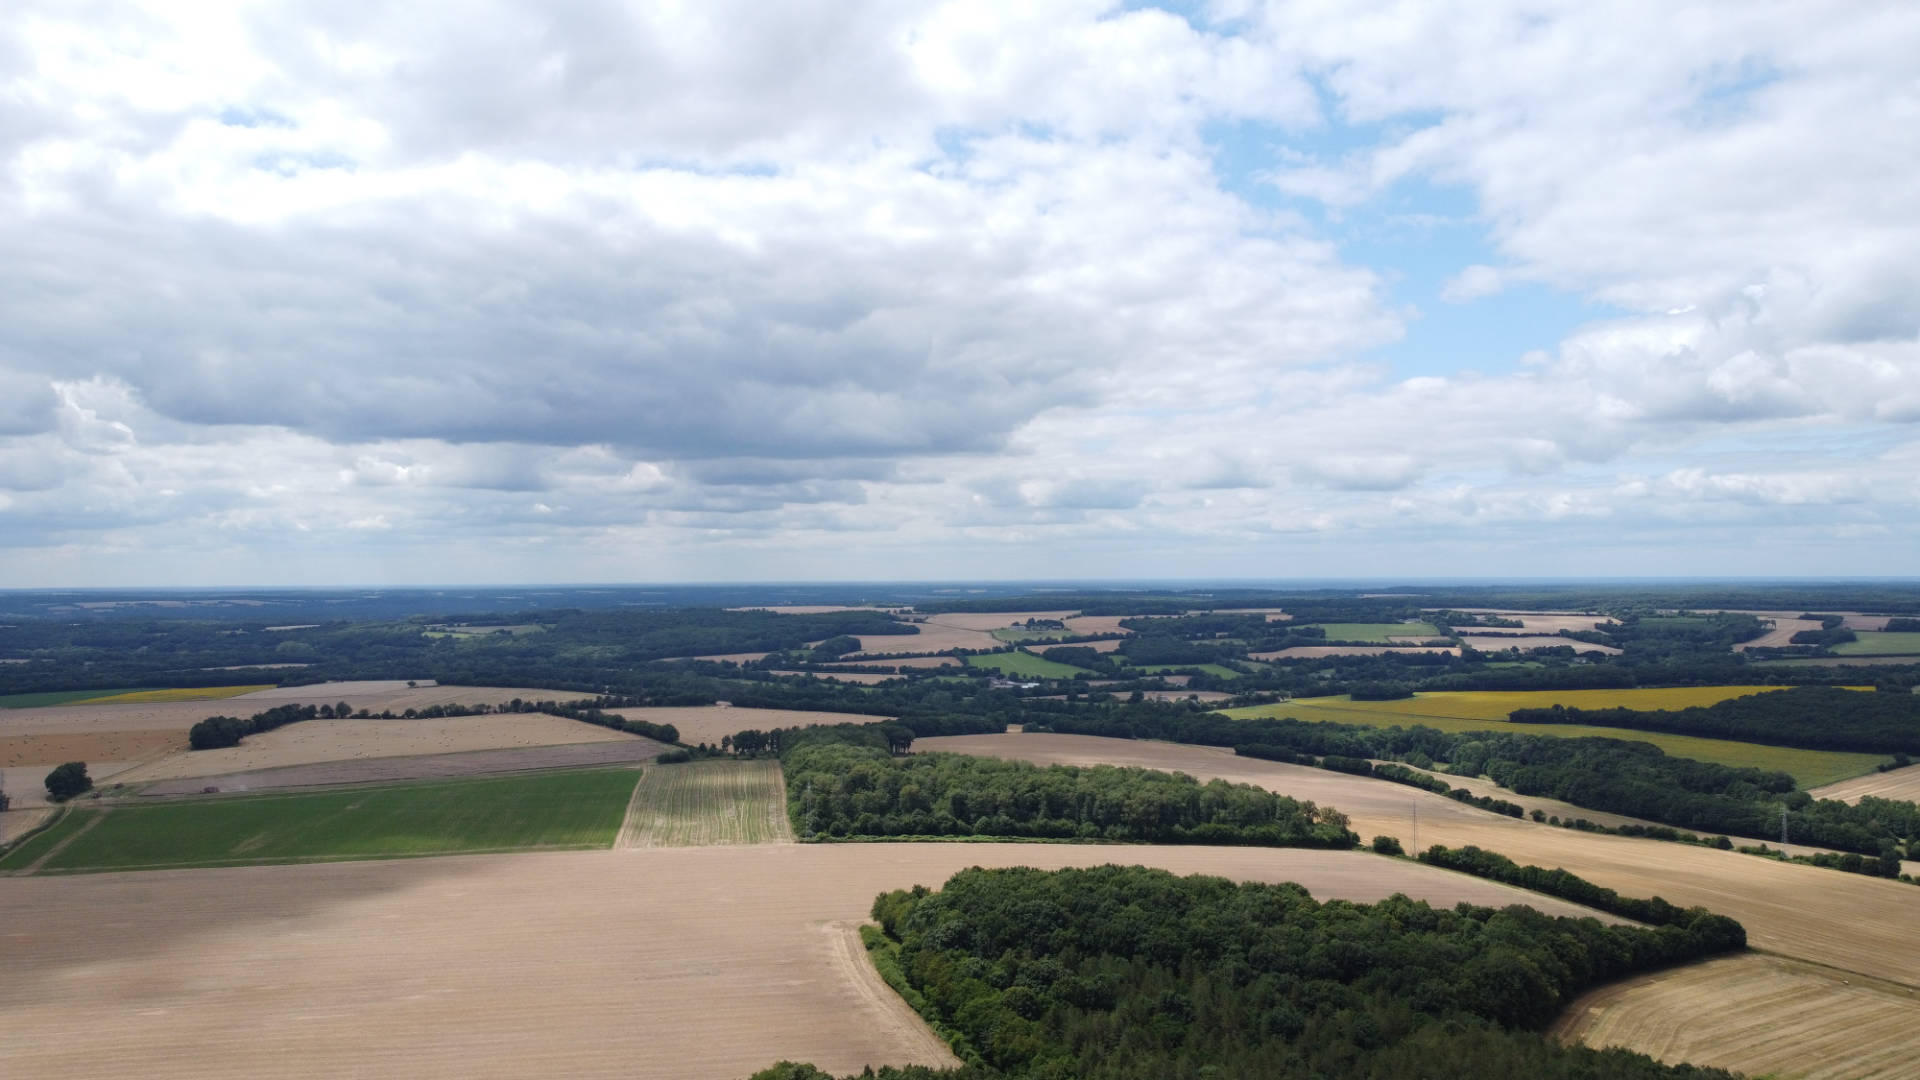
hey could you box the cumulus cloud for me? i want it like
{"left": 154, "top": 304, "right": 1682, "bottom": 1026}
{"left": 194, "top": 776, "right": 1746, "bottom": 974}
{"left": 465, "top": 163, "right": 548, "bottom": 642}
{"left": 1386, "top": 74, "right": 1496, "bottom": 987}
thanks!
{"left": 0, "top": 1, "right": 1916, "bottom": 582}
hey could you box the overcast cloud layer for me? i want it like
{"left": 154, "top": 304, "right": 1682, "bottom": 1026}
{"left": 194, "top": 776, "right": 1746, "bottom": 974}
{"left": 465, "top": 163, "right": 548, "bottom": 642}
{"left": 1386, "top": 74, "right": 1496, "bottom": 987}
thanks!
{"left": 2, "top": 1, "right": 1916, "bottom": 585}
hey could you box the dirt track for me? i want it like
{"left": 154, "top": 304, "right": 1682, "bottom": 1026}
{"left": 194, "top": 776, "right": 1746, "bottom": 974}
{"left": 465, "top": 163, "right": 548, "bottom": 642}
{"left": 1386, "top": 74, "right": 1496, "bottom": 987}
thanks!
{"left": 0, "top": 844, "right": 1614, "bottom": 1080}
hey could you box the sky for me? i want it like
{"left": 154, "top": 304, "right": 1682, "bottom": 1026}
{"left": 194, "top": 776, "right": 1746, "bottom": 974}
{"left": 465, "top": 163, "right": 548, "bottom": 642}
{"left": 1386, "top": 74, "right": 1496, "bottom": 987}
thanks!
{"left": 1, "top": 1, "right": 1917, "bottom": 586}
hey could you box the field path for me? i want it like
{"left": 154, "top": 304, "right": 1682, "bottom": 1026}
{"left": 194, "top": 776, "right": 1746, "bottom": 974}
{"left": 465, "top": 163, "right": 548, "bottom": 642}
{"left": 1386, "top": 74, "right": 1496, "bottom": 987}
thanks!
{"left": 825, "top": 922, "right": 959, "bottom": 1069}
{"left": 918, "top": 733, "right": 1920, "bottom": 988}
{"left": 16, "top": 809, "right": 99, "bottom": 874}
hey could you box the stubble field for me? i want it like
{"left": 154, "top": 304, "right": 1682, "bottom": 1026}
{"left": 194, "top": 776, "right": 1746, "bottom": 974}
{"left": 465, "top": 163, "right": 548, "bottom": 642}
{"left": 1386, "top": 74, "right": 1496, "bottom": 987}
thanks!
{"left": 915, "top": 732, "right": 1920, "bottom": 990}
{"left": 1550, "top": 952, "right": 1920, "bottom": 1079}
{"left": 1809, "top": 763, "right": 1920, "bottom": 803}
{"left": 615, "top": 760, "right": 793, "bottom": 847}
{"left": 0, "top": 843, "right": 1619, "bottom": 1080}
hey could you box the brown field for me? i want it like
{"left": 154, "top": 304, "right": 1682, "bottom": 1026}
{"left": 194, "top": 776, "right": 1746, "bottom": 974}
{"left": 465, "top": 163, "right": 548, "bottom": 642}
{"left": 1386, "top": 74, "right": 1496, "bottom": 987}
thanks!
{"left": 0, "top": 685, "right": 584, "bottom": 783}
{"left": 0, "top": 842, "right": 1622, "bottom": 1080}
{"left": 1718, "top": 609, "right": 1896, "bottom": 632}
{"left": 1061, "top": 614, "right": 1137, "bottom": 635}
{"left": 1251, "top": 645, "right": 1462, "bottom": 660}
{"left": 1458, "top": 634, "right": 1623, "bottom": 654}
{"left": 1810, "top": 763, "right": 1920, "bottom": 803}
{"left": 1074, "top": 637, "right": 1129, "bottom": 652}
{"left": 916, "top": 733, "right": 1920, "bottom": 988}
{"left": 1734, "top": 617, "right": 1826, "bottom": 650}
{"left": 138, "top": 740, "right": 664, "bottom": 797}
{"left": 0, "top": 808, "right": 53, "bottom": 846}
{"left": 769, "top": 670, "right": 900, "bottom": 685}
{"left": 1551, "top": 953, "right": 1920, "bottom": 1080}
{"left": 607, "top": 705, "right": 894, "bottom": 748}
{"left": 725, "top": 605, "right": 898, "bottom": 614}
{"left": 111, "top": 714, "right": 640, "bottom": 785}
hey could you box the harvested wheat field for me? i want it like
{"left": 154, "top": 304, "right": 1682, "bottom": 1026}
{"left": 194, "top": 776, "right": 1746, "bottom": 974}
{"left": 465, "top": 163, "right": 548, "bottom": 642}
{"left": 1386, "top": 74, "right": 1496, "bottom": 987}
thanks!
{"left": 136, "top": 740, "right": 666, "bottom": 797}
{"left": 1061, "top": 614, "right": 1137, "bottom": 635}
{"left": 1810, "top": 763, "right": 1920, "bottom": 803}
{"left": 616, "top": 760, "right": 791, "bottom": 847}
{"left": 111, "top": 713, "right": 640, "bottom": 785}
{"left": 607, "top": 705, "right": 892, "bottom": 748}
{"left": 916, "top": 732, "right": 1920, "bottom": 988}
{"left": 1734, "top": 617, "right": 1826, "bottom": 650}
{"left": 0, "top": 808, "right": 52, "bottom": 846}
{"left": 0, "top": 842, "right": 1618, "bottom": 1080}
{"left": 1551, "top": 952, "right": 1920, "bottom": 1080}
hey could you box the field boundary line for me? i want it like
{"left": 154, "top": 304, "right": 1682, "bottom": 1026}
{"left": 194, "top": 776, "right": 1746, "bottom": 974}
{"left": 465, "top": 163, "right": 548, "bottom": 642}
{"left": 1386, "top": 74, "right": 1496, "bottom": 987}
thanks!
{"left": 824, "top": 921, "right": 960, "bottom": 1070}
{"left": 19, "top": 807, "right": 104, "bottom": 875}
{"left": 614, "top": 767, "right": 650, "bottom": 849}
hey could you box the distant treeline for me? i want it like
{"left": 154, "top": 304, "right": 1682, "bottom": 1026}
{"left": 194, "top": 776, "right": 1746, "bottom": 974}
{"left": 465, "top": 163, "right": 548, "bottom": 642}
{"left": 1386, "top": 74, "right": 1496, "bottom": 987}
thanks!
{"left": 779, "top": 725, "right": 1356, "bottom": 847}
{"left": 1509, "top": 685, "right": 1920, "bottom": 754}
{"left": 753, "top": 864, "right": 1745, "bottom": 1080}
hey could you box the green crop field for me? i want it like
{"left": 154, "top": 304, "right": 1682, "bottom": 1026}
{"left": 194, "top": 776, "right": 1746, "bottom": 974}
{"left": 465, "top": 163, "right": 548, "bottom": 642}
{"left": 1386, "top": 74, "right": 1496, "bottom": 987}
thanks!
{"left": 963, "top": 651, "right": 1094, "bottom": 679}
{"left": 1304, "top": 622, "right": 1447, "bottom": 642}
{"left": 617, "top": 759, "right": 792, "bottom": 846}
{"left": 1221, "top": 686, "right": 1884, "bottom": 788}
{"left": 0, "top": 768, "right": 640, "bottom": 875}
{"left": 1834, "top": 632, "right": 1920, "bottom": 656}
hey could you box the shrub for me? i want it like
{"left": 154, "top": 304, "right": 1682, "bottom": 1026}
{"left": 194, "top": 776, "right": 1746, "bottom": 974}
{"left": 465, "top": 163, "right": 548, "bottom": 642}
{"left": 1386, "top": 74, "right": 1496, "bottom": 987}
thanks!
{"left": 1371, "top": 834, "right": 1404, "bottom": 855}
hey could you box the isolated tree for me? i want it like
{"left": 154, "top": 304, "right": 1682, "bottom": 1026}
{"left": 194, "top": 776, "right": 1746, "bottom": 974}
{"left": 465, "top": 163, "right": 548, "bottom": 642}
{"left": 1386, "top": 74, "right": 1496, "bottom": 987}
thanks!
{"left": 44, "top": 761, "right": 92, "bottom": 802}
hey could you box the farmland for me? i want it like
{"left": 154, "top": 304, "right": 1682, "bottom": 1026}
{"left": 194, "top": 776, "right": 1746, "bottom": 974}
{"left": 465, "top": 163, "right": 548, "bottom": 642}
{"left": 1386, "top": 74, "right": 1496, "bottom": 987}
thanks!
{"left": 615, "top": 760, "right": 792, "bottom": 847}
{"left": 111, "top": 712, "right": 643, "bottom": 783}
{"left": 1221, "top": 687, "right": 1885, "bottom": 787}
{"left": 1810, "top": 763, "right": 1920, "bottom": 803}
{"left": 962, "top": 650, "right": 1093, "bottom": 679}
{"left": 1835, "top": 631, "right": 1920, "bottom": 655}
{"left": 0, "top": 844, "right": 1627, "bottom": 1080}
{"left": 915, "top": 732, "right": 1920, "bottom": 988}
{"left": 1551, "top": 953, "right": 1920, "bottom": 1080}
{"left": 0, "top": 768, "right": 640, "bottom": 874}
{"left": 1126, "top": 661, "right": 1245, "bottom": 678}
{"left": 606, "top": 705, "right": 894, "bottom": 747}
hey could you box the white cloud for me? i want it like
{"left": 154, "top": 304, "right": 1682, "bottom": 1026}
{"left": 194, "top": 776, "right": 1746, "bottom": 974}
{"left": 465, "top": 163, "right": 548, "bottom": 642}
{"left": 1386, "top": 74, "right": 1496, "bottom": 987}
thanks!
{"left": 0, "top": 1, "right": 1916, "bottom": 582}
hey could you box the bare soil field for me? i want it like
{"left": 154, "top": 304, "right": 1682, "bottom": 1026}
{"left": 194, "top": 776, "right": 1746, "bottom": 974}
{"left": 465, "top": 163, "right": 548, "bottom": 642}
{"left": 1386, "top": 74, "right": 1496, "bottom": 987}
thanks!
{"left": 1251, "top": 645, "right": 1462, "bottom": 660}
{"left": 1810, "top": 763, "right": 1920, "bottom": 803}
{"left": 1734, "top": 617, "right": 1826, "bottom": 650}
{"left": 0, "top": 685, "right": 583, "bottom": 780}
{"left": 1458, "top": 634, "right": 1623, "bottom": 654}
{"left": 0, "top": 842, "right": 1619, "bottom": 1080}
{"left": 0, "top": 808, "right": 53, "bottom": 846}
{"left": 917, "top": 733, "right": 1920, "bottom": 988}
{"left": 137, "top": 741, "right": 664, "bottom": 797}
{"left": 606, "top": 705, "right": 893, "bottom": 748}
{"left": 616, "top": 760, "right": 792, "bottom": 847}
{"left": 1061, "top": 614, "right": 1137, "bottom": 635}
{"left": 1551, "top": 953, "right": 1920, "bottom": 1080}
{"left": 112, "top": 714, "right": 639, "bottom": 785}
